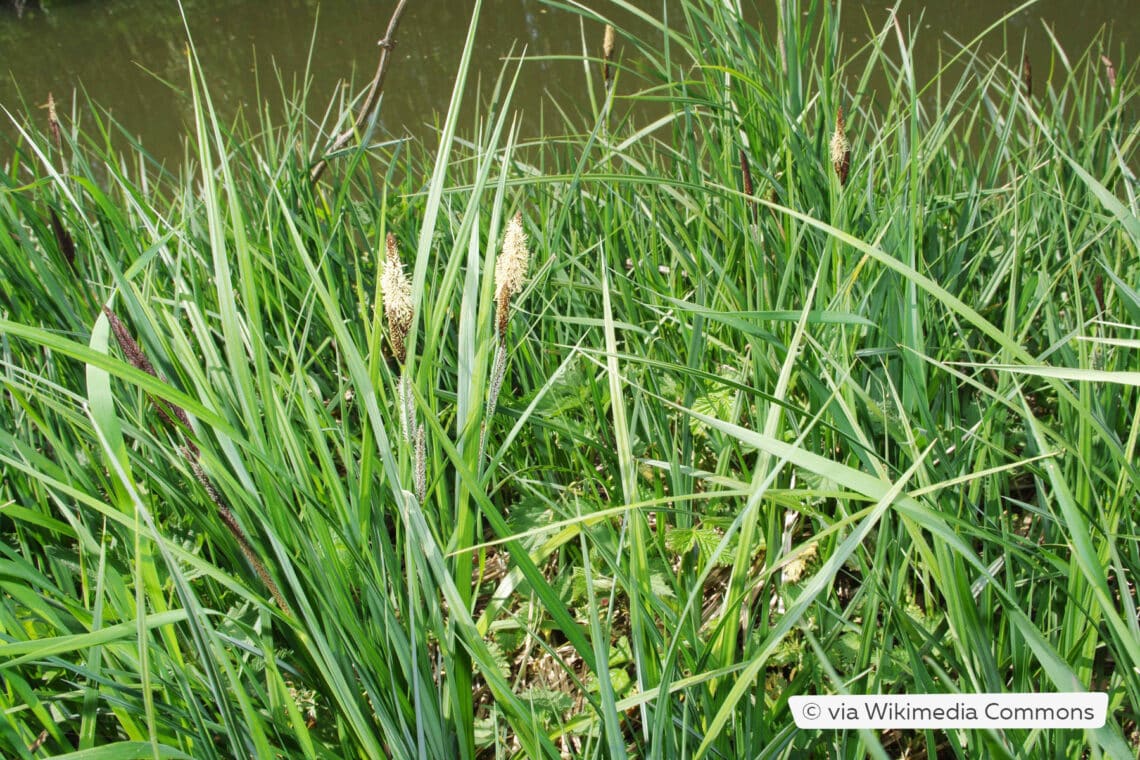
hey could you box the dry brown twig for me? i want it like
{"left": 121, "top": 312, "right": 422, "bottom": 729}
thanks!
{"left": 309, "top": 0, "right": 411, "bottom": 184}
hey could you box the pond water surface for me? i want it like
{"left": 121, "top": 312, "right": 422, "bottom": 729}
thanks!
{"left": 1, "top": 0, "right": 1135, "bottom": 164}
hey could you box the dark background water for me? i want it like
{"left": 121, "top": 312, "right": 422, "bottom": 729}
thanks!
{"left": 0, "top": 0, "right": 1135, "bottom": 164}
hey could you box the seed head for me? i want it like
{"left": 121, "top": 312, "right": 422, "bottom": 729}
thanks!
{"left": 380, "top": 232, "right": 413, "bottom": 362}
{"left": 414, "top": 423, "right": 426, "bottom": 503}
{"left": 830, "top": 106, "right": 851, "bottom": 186}
{"left": 739, "top": 148, "right": 757, "bottom": 224}
{"left": 45, "top": 92, "right": 62, "bottom": 153}
{"left": 603, "top": 24, "right": 616, "bottom": 85}
{"left": 1101, "top": 55, "right": 1117, "bottom": 90}
{"left": 103, "top": 306, "right": 194, "bottom": 448}
{"left": 494, "top": 213, "right": 530, "bottom": 335}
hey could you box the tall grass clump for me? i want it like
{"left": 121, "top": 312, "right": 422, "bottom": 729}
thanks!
{"left": 1, "top": 0, "right": 1138, "bottom": 757}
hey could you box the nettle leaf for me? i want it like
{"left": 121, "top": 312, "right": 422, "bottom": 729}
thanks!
{"left": 650, "top": 571, "right": 676, "bottom": 600}
{"left": 666, "top": 525, "right": 725, "bottom": 563}
{"left": 693, "top": 526, "right": 723, "bottom": 560}
{"left": 519, "top": 687, "right": 573, "bottom": 717}
{"left": 689, "top": 388, "right": 735, "bottom": 437}
{"left": 484, "top": 638, "right": 511, "bottom": 680}
{"left": 585, "top": 666, "right": 632, "bottom": 697}
{"left": 664, "top": 526, "right": 698, "bottom": 555}
{"left": 505, "top": 496, "right": 554, "bottom": 537}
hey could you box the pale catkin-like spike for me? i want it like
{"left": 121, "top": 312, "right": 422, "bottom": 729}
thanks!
{"left": 486, "top": 342, "right": 508, "bottom": 419}
{"left": 776, "top": 0, "right": 787, "bottom": 75}
{"left": 414, "top": 424, "right": 426, "bottom": 503}
{"left": 1101, "top": 55, "right": 1117, "bottom": 90}
{"left": 380, "top": 232, "right": 413, "bottom": 363}
{"left": 480, "top": 342, "right": 509, "bottom": 461}
{"left": 830, "top": 106, "right": 851, "bottom": 186}
{"left": 603, "top": 24, "right": 616, "bottom": 86}
{"left": 400, "top": 374, "right": 415, "bottom": 444}
{"left": 494, "top": 213, "right": 530, "bottom": 336}
{"left": 27, "top": 730, "right": 49, "bottom": 754}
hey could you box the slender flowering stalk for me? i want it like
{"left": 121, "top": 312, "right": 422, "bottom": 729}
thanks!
{"left": 483, "top": 213, "right": 532, "bottom": 460}
{"left": 43, "top": 93, "right": 76, "bottom": 269}
{"left": 830, "top": 106, "right": 851, "bottom": 186}
{"left": 188, "top": 455, "right": 291, "bottom": 613}
{"left": 380, "top": 232, "right": 413, "bottom": 363}
{"left": 103, "top": 307, "right": 290, "bottom": 615}
{"left": 776, "top": 0, "right": 787, "bottom": 75}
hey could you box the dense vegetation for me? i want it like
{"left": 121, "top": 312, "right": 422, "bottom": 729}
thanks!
{"left": 1, "top": 1, "right": 1137, "bottom": 757}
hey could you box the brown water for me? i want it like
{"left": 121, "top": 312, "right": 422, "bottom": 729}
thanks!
{"left": 0, "top": 0, "right": 1135, "bottom": 164}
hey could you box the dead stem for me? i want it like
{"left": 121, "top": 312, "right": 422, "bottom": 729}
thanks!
{"left": 310, "top": 0, "right": 411, "bottom": 183}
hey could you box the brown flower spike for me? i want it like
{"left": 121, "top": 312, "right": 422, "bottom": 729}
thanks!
{"left": 45, "top": 92, "right": 62, "bottom": 153}
{"left": 739, "top": 148, "right": 757, "bottom": 224}
{"left": 380, "top": 232, "right": 413, "bottom": 363}
{"left": 830, "top": 106, "right": 851, "bottom": 186}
